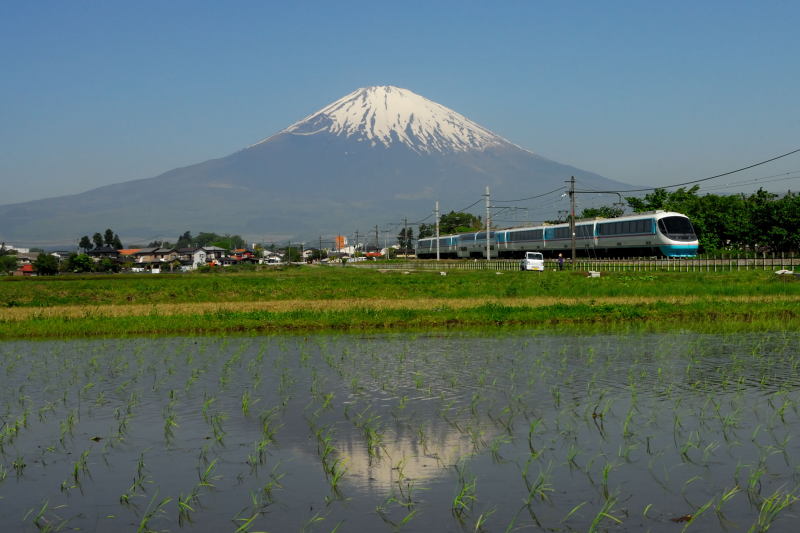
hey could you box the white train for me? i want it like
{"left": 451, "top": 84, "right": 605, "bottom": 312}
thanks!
{"left": 415, "top": 210, "right": 698, "bottom": 259}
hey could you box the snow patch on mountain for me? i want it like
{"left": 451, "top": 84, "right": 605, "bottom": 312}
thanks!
{"left": 254, "top": 86, "right": 511, "bottom": 154}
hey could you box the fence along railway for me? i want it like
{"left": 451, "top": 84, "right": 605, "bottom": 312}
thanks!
{"left": 356, "top": 254, "right": 800, "bottom": 273}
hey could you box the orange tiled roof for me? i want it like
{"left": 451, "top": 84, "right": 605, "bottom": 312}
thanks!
{"left": 118, "top": 249, "right": 142, "bottom": 256}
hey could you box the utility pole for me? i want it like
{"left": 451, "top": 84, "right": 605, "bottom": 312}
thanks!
{"left": 319, "top": 236, "right": 323, "bottom": 260}
{"left": 374, "top": 225, "right": 379, "bottom": 253}
{"left": 435, "top": 200, "right": 440, "bottom": 261}
{"left": 568, "top": 176, "right": 576, "bottom": 266}
{"left": 485, "top": 186, "right": 491, "bottom": 260}
{"left": 354, "top": 230, "right": 359, "bottom": 256}
{"left": 403, "top": 217, "right": 408, "bottom": 256}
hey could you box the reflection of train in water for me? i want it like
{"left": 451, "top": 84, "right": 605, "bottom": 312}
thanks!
{"left": 415, "top": 210, "right": 699, "bottom": 259}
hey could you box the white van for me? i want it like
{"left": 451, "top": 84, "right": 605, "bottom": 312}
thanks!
{"left": 520, "top": 252, "right": 545, "bottom": 271}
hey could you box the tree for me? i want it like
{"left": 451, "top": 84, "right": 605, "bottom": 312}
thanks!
{"left": 418, "top": 223, "right": 434, "bottom": 239}
{"left": 92, "top": 233, "right": 104, "bottom": 249}
{"left": 211, "top": 234, "right": 245, "bottom": 251}
{"left": 112, "top": 234, "right": 123, "bottom": 250}
{"left": 64, "top": 253, "right": 94, "bottom": 273}
{"left": 79, "top": 235, "right": 92, "bottom": 252}
{"left": 580, "top": 206, "right": 624, "bottom": 219}
{"left": 104, "top": 228, "right": 115, "bottom": 247}
{"left": 176, "top": 231, "right": 193, "bottom": 249}
{"left": 96, "top": 257, "right": 119, "bottom": 273}
{"left": 33, "top": 254, "right": 59, "bottom": 275}
{"left": 0, "top": 255, "right": 18, "bottom": 275}
{"left": 397, "top": 227, "right": 414, "bottom": 253}
{"left": 284, "top": 247, "right": 301, "bottom": 262}
{"left": 438, "top": 211, "right": 482, "bottom": 234}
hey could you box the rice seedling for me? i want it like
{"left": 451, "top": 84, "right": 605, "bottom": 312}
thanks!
{"left": 452, "top": 461, "right": 478, "bottom": 522}
{"left": 197, "top": 458, "right": 220, "bottom": 489}
{"left": 749, "top": 488, "right": 798, "bottom": 532}
{"left": 136, "top": 491, "right": 171, "bottom": 533}
{"left": 588, "top": 494, "right": 622, "bottom": 533}
{"left": 23, "top": 500, "right": 68, "bottom": 533}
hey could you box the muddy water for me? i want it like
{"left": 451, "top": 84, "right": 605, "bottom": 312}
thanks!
{"left": 0, "top": 331, "right": 799, "bottom": 532}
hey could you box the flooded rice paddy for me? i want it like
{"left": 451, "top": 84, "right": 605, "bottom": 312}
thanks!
{"left": 1, "top": 331, "right": 799, "bottom": 532}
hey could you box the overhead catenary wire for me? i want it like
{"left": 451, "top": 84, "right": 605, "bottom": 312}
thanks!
{"left": 494, "top": 186, "right": 567, "bottom": 203}
{"left": 576, "top": 146, "right": 800, "bottom": 194}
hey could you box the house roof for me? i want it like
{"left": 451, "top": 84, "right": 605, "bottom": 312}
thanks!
{"left": 118, "top": 248, "right": 142, "bottom": 256}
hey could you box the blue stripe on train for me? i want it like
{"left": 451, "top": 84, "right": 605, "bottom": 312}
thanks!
{"left": 660, "top": 245, "right": 699, "bottom": 257}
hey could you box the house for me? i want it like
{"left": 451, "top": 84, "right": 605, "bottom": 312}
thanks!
{"left": 177, "top": 247, "right": 208, "bottom": 271}
{"left": 51, "top": 250, "right": 77, "bottom": 261}
{"left": 124, "top": 247, "right": 179, "bottom": 273}
{"left": 14, "top": 252, "right": 41, "bottom": 265}
{"left": 87, "top": 246, "right": 120, "bottom": 261}
{"left": 13, "top": 264, "right": 36, "bottom": 276}
{"left": 201, "top": 246, "right": 226, "bottom": 263}
{"left": 232, "top": 248, "right": 255, "bottom": 259}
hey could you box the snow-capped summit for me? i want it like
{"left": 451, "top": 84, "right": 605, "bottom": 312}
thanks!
{"left": 263, "top": 85, "right": 508, "bottom": 154}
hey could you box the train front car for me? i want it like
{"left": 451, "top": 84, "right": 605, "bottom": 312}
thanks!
{"left": 654, "top": 212, "right": 699, "bottom": 257}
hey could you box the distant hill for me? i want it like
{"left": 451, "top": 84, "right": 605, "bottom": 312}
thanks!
{"left": 0, "top": 85, "right": 630, "bottom": 246}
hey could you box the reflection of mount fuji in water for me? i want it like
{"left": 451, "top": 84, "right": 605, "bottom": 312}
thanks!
{"left": 336, "top": 418, "right": 500, "bottom": 487}
{"left": 0, "top": 85, "right": 630, "bottom": 245}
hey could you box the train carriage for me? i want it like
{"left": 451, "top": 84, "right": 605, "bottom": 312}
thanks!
{"left": 414, "top": 235, "right": 459, "bottom": 259}
{"left": 416, "top": 211, "right": 698, "bottom": 259}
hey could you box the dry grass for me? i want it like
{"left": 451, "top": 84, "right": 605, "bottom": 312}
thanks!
{"left": 2, "top": 294, "right": 798, "bottom": 322}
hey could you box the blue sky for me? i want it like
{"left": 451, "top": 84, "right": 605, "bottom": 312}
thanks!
{"left": 2, "top": 1, "right": 799, "bottom": 205}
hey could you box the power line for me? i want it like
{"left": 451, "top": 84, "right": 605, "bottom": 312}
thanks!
{"left": 576, "top": 146, "right": 800, "bottom": 194}
{"left": 494, "top": 186, "right": 567, "bottom": 203}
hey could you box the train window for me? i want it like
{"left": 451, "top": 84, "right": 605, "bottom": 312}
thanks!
{"left": 659, "top": 216, "right": 697, "bottom": 241}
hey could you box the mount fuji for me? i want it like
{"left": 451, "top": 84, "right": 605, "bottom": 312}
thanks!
{"left": 0, "top": 86, "right": 631, "bottom": 246}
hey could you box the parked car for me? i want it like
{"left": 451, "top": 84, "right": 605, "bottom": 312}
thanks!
{"left": 520, "top": 251, "right": 545, "bottom": 271}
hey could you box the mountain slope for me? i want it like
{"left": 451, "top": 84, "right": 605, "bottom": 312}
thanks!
{"left": 0, "top": 86, "right": 630, "bottom": 246}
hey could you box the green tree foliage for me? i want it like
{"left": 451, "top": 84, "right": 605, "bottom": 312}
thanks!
{"left": 417, "top": 224, "right": 433, "bottom": 238}
{"left": 33, "top": 254, "right": 60, "bottom": 275}
{"left": 176, "top": 231, "right": 193, "bottom": 249}
{"left": 0, "top": 255, "right": 18, "bottom": 275}
{"left": 64, "top": 253, "right": 94, "bottom": 273}
{"left": 397, "top": 227, "right": 414, "bottom": 252}
{"left": 79, "top": 235, "right": 92, "bottom": 252}
{"left": 284, "top": 247, "right": 301, "bottom": 262}
{"left": 112, "top": 234, "right": 123, "bottom": 249}
{"left": 309, "top": 248, "right": 327, "bottom": 261}
{"left": 103, "top": 228, "right": 115, "bottom": 247}
{"left": 96, "top": 257, "right": 120, "bottom": 273}
{"left": 580, "top": 205, "right": 624, "bottom": 219}
{"left": 441, "top": 211, "right": 482, "bottom": 234}
{"left": 419, "top": 211, "right": 483, "bottom": 237}
{"left": 626, "top": 187, "right": 800, "bottom": 252}
{"left": 92, "top": 233, "right": 104, "bottom": 249}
